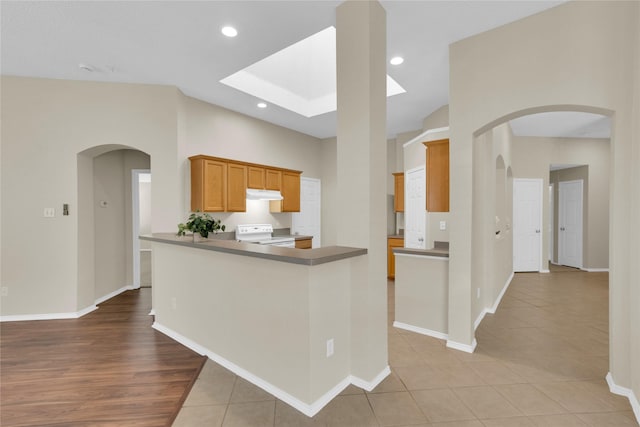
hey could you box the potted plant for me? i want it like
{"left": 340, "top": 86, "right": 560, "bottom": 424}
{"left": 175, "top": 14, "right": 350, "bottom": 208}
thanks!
{"left": 177, "top": 211, "right": 226, "bottom": 242}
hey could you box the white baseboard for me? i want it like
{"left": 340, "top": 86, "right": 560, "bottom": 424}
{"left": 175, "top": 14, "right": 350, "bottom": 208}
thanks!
{"left": 583, "top": 268, "right": 610, "bottom": 272}
{"left": 1, "top": 284, "right": 140, "bottom": 322}
{"left": 606, "top": 372, "right": 640, "bottom": 424}
{"left": 0, "top": 304, "right": 98, "bottom": 322}
{"left": 473, "top": 271, "right": 514, "bottom": 331}
{"left": 446, "top": 338, "right": 478, "bottom": 353}
{"left": 94, "top": 285, "right": 134, "bottom": 305}
{"left": 148, "top": 309, "right": 155, "bottom": 316}
{"left": 153, "top": 321, "right": 385, "bottom": 417}
{"left": 393, "top": 321, "right": 448, "bottom": 341}
{"left": 539, "top": 269, "right": 550, "bottom": 273}
{"left": 474, "top": 310, "right": 488, "bottom": 331}
{"left": 351, "top": 366, "right": 391, "bottom": 392}
{"left": 489, "top": 272, "right": 514, "bottom": 314}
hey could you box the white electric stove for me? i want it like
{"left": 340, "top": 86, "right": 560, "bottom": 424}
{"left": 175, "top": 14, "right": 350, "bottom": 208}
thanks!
{"left": 236, "top": 224, "right": 295, "bottom": 248}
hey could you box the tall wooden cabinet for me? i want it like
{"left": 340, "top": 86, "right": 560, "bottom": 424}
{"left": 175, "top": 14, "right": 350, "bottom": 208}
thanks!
{"left": 424, "top": 139, "right": 449, "bottom": 212}
{"left": 393, "top": 172, "right": 404, "bottom": 212}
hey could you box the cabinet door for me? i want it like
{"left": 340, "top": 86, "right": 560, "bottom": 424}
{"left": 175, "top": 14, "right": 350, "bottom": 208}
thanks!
{"left": 227, "top": 163, "right": 247, "bottom": 212}
{"left": 191, "top": 158, "right": 226, "bottom": 212}
{"left": 281, "top": 171, "right": 301, "bottom": 212}
{"left": 425, "top": 139, "right": 449, "bottom": 212}
{"left": 387, "top": 238, "right": 404, "bottom": 279}
{"left": 265, "top": 169, "right": 282, "bottom": 191}
{"left": 393, "top": 173, "right": 404, "bottom": 212}
{"left": 295, "top": 238, "right": 312, "bottom": 249}
{"left": 247, "top": 166, "right": 265, "bottom": 189}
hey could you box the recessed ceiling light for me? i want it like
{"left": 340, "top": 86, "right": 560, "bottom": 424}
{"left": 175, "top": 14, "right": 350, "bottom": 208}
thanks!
{"left": 221, "top": 26, "right": 238, "bottom": 38}
{"left": 390, "top": 56, "right": 404, "bottom": 65}
{"left": 257, "top": 102, "right": 267, "bottom": 109}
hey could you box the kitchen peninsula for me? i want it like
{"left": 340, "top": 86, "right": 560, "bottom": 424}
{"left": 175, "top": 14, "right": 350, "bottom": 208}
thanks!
{"left": 140, "top": 233, "right": 374, "bottom": 417}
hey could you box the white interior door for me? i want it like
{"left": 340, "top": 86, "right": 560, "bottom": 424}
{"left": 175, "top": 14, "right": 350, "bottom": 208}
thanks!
{"left": 132, "top": 169, "right": 151, "bottom": 289}
{"left": 558, "top": 180, "right": 583, "bottom": 268}
{"left": 405, "top": 166, "right": 426, "bottom": 249}
{"left": 292, "top": 177, "right": 321, "bottom": 248}
{"left": 513, "top": 178, "right": 542, "bottom": 272}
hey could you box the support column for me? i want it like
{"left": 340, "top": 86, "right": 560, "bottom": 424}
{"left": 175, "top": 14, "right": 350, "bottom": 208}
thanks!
{"left": 336, "top": 0, "right": 389, "bottom": 383}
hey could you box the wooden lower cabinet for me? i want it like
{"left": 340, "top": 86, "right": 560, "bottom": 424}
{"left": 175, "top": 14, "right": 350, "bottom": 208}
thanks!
{"left": 387, "top": 237, "right": 404, "bottom": 279}
{"left": 295, "top": 238, "right": 312, "bottom": 249}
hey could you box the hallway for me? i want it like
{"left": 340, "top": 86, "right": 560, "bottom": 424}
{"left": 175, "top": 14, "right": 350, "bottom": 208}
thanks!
{"left": 173, "top": 269, "right": 638, "bottom": 426}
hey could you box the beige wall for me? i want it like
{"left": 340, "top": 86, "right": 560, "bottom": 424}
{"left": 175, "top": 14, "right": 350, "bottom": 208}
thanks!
{"left": 0, "top": 76, "right": 327, "bottom": 317}
{"left": 448, "top": 1, "right": 639, "bottom": 403}
{"left": 93, "top": 149, "right": 150, "bottom": 299}
{"left": 320, "top": 137, "right": 338, "bottom": 247}
{"left": 514, "top": 137, "right": 610, "bottom": 270}
{"left": 177, "top": 94, "right": 323, "bottom": 232}
{"left": 422, "top": 104, "right": 449, "bottom": 131}
{"left": 1, "top": 76, "right": 179, "bottom": 316}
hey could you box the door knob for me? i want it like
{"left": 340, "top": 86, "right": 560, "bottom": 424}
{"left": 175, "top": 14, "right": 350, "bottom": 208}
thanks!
{"left": 535, "top": 229, "right": 540, "bottom": 233}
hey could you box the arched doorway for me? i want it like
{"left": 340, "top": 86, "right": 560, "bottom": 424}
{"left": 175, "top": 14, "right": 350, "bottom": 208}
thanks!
{"left": 77, "top": 145, "right": 151, "bottom": 309}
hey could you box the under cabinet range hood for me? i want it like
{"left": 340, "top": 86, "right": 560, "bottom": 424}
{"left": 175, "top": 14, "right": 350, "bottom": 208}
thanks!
{"left": 246, "top": 189, "right": 284, "bottom": 201}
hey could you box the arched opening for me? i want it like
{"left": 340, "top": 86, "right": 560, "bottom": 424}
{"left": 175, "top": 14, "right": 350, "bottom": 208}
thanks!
{"left": 470, "top": 105, "right": 613, "bottom": 395}
{"left": 77, "top": 145, "right": 151, "bottom": 310}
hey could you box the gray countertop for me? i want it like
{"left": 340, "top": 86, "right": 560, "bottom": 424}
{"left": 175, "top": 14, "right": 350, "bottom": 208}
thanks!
{"left": 140, "top": 233, "right": 366, "bottom": 266}
{"left": 393, "top": 241, "right": 449, "bottom": 258}
{"left": 393, "top": 247, "right": 449, "bottom": 258}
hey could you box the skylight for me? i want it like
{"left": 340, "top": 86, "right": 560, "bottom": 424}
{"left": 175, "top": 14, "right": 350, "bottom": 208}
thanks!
{"left": 220, "top": 26, "right": 406, "bottom": 118}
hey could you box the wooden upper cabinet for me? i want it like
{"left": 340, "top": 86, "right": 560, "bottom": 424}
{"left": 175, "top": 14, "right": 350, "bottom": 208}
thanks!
{"left": 190, "top": 157, "right": 227, "bottom": 212}
{"left": 190, "top": 155, "right": 301, "bottom": 213}
{"left": 393, "top": 173, "right": 404, "bottom": 212}
{"left": 227, "top": 162, "right": 247, "bottom": 212}
{"left": 282, "top": 171, "right": 301, "bottom": 212}
{"left": 265, "top": 169, "right": 282, "bottom": 191}
{"left": 424, "top": 139, "right": 449, "bottom": 212}
{"left": 247, "top": 166, "right": 265, "bottom": 189}
{"left": 271, "top": 171, "right": 301, "bottom": 212}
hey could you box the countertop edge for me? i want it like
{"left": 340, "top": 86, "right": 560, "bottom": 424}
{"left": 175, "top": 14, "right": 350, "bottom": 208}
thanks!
{"left": 140, "top": 234, "right": 366, "bottom": 266}
{"left": 393, "top": 247, "right": 449, "bottom": 258}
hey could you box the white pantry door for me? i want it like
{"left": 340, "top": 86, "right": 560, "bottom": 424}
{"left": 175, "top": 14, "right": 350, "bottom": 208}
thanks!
{"left": 513, "top": 178, "right": 542, "bottom": 272}
{"left": 558, "top": 180, "right": 583, "bottom": 268}
{"left": 292, "top": 177, "right": 321, "bottom": 248}
{"left": 405, "top": 166, "right": 426, "bottom": 249}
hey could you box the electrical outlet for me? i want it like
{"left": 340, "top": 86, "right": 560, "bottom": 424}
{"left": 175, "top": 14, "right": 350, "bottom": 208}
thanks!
{"left": 439, "top": 221, "right": 446, "bottom": 230}
{"left": 171, "top": 297, "right": 177, "bottom": 310}
{"left": 43, "top": 208, "right": 55, "bottom": 218}
{"left": 1, "top": 287, "right": 8, "bottom": 297}
{"left": 326, "top": 339, "right": 334, "bottom": 357}
{"left": 477, "top": 288, "right": 480, "bottom": 299}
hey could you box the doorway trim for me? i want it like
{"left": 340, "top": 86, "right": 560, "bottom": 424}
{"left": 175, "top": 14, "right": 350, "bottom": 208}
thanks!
{"left": 132, "top": 169, "right": 151, "bottom": 289}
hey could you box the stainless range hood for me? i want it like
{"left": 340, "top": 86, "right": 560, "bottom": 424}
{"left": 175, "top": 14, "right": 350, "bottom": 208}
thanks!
{"left": 246, "top": 189, "right": 284, "bottom": 201}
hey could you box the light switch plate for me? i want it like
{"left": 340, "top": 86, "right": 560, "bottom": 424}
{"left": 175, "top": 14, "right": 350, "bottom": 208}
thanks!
{"left": 44, "top": 208, "right": 55, "bottom": 218}
{"left": 439, "top": 221, "right": 446, "bottom": 230}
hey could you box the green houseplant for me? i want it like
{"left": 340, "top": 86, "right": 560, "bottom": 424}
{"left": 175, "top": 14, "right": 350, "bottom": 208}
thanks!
{"left": 177, "top": 211, "right": 226, "bottom": 239}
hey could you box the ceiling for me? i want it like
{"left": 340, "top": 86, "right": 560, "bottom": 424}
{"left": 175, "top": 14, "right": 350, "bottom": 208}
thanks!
{"left": 1, "top": 1, "right": 607, "bottom": 140}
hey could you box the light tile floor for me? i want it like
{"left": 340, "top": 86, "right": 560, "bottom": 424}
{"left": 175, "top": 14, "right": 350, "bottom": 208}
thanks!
{"left": 173, "top": 266, "right": 639, "bottom": 427}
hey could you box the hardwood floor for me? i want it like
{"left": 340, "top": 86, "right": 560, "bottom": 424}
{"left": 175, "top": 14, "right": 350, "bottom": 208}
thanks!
{"left": 1, "top": 289, "right": 206, "bottom": 427}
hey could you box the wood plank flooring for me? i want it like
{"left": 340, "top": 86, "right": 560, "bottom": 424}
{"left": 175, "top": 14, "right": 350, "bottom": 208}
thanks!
{"left": 1, "top": 289, "right": 205, "bottom": 427}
